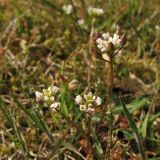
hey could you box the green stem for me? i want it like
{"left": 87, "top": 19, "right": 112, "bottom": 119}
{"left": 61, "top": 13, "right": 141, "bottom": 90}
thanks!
{"left": 108, "top": 55, "right": 113, "bottom": 159}
{"left": 104, "top": 55, "right": 114, "bottom": 159}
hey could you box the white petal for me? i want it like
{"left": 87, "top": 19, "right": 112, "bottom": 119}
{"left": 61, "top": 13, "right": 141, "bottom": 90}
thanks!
{"left": 50, "top": 102, "right": 60, "bottom": 111}
{"left": 101, "top": 47, "right": 106, "bottom": 52}
{"left": 75, "top": 95, "right": 83, "bottom": 104}
{"left": 113, "top": 33, "right": 119, "bottom": 40}
{"left": 62, "top": 4, "right": 73, "bottom": 14}
{"left": 115, "top": 39, "right": 122, "bottom": 47}
{"left": 112, "top": 34, "right": 120, "bottom": 44}
{"left": 51, "top": 86, "right": 59, "bottom": 94}
{"left": 97, "top": 44, "right": 103, "bottom": 49}
{"left": 96, "top": 38, "right": 103, "bottom": 44}
{"left": 109, "top": 37, "right": 113, "bottom": 43}
{"left": 35, "top": 91, "right": 43, "bottom": 100}
{"left": 78, "top": 19, "right": 84, "bottom": 26}
{"left": 95, "top": 97, "right": 102, "bottom": 105}
{"left": 102, "top": 33, "right": 110, "bottom": 40}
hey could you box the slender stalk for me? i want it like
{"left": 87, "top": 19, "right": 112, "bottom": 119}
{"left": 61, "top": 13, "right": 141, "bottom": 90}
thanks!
{"left": 104, "top": 54, "right": 114, "bottom": 159}
{"left": 108, "top": 55, "right": 114, "bottom": 159}
{"left": 54, "top": 108, "right": 94, "bottom": 159}
{"left": 135, "top": 132, "right": 147, "bottom": 160}
{"left": 86, "top": 115, "right": 94, "bottom": 159}
{"left": 109, "top": 56, "right": 113, "bottom": 99}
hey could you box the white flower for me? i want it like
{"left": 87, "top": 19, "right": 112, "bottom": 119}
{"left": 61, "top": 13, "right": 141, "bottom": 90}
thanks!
{"left": 51, "top": 86, "right": 59, "bottom": 94}
{"left": 75, "top": 95, "right": 83, "bottom": 105}
{"left": 110, "top": 34, "right": 122, "bottom": 47}
{"left": 84, "top": 92, "right": 96, "bottom": 104}
{"left": 88, "top": 7, "right": 104, "bottom": 16}
{"left": 78, "top": 19, "right": 85, "bottom": 27}
{"left": 95, "top": 97, "right": 102, "bottom": 106}
{"left": 35, "top": 85, "right": 61, "bottom": 112}
{"left": 35, "top": 91, "right": 43, "bottom": 101}
{"left": 96, "top": 38, "right": 110, "bottom": 53}
{"left": 42, "top": 85, "right": 59, "bottom": 98}
{"left": 62, "top": 4, "right": 73, "bottom": 15}
{"left": 96, "top": 38, "right": 103, "bottom": 44}
{"left": 75, "top": 92, "right": 102, "bottom": 114}
{"left": 50, "top": 102, "right": 60, "bottom": 112}
{"left": 96, "top": 32, "right": 122, "bottom": 53}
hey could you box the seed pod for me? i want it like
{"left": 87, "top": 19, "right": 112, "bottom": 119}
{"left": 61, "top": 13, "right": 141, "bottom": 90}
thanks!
{"left": 120, "top": 33, "right": 127, "bottom": 46}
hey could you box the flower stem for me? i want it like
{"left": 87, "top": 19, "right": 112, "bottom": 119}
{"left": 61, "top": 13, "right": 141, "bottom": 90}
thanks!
{"left": 108, "top": 55, "right": 114, "bottom": 159}
{"left": 135, "top": 132, "right": 147, "bottom": 160}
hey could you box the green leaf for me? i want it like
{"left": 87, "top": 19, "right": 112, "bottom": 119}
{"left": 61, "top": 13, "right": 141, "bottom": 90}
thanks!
{"left": 62, "top": 141, "right": 85, "bottom": 159}
{"left": 93, "top": 141, "right": 103, "bottom": 159}
{"left": 141, "top": 113, "right": 149, "bottom": 138}
{"left": 121, "top": 101, "right": 138, "bottom": 132}
{"left": 60, "top": 85, "right": 69, "bottom": 116}
{"left": 112, "top": 98, "right": 149, "bottom": 114}
{"left": 0, "top": 98, "right": 26, "bottom": 152}
{"left": 12, "top": 95, "right": 53, "bottom": 142}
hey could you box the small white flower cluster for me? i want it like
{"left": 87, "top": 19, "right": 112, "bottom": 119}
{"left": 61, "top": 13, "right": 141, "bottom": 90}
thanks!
{"left": 96, "top": 32, "right": 122, "bottom": 53}
{"left": 75, "top": 92, "right": 102, "bottom": 114}
{"left": 62, "top": 4, "right": 73, "bottom": 15}
{"left": 35, "top": 86, "right": 60, "bottom": 112}
{"left": 88, "top": 7, "right": 104, "bottom": 16}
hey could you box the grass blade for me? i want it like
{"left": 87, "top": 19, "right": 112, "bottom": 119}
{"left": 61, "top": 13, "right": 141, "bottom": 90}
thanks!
{"left": 121, "top": 100, "right": 147, "bottom": 160}
{"left": 0, "top": 98, "right": 27, "bottom": 153}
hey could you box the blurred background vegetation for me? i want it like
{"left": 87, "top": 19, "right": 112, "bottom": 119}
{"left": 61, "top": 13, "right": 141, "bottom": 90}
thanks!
{"left": 0, "top": 0, "right": 160, "bottom": 159}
